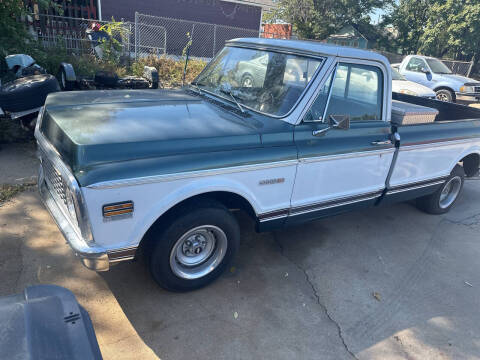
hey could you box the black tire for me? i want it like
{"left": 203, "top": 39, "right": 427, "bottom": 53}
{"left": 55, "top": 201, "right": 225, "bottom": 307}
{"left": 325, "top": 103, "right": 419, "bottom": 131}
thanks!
{"left": 241, "top": 73, "right": 254, "bottom": 88}
{"left": 58, "top": 68, "right": 74, "bottom": 91}
{"left": 94, "top": 70, "right": 118, "bottom": 88}
{"left": 417, "top": 165, "right": 465, "bottom": 214}
{"left": 148, "top": 200, "right": 240, "bottom": 292}
{"left": 435, "top": 89, "right": 454, "bottom": 102}
{"left": 0, "top": 75, "right": 60, "bottom": 113}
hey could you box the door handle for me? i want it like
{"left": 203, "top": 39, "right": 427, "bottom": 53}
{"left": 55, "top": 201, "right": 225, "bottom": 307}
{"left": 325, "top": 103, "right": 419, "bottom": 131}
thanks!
{"left": 371, "top": 140, "right": 391, "bottom": 145}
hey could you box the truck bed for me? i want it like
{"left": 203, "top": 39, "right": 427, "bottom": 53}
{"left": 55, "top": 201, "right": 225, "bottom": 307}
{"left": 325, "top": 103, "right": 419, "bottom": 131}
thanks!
{"left": 393, "top": 92, "right": 480, "bottom": 122}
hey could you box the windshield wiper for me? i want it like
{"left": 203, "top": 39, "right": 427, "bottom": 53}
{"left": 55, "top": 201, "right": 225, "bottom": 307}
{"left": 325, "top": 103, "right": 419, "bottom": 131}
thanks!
{"left": 220, "top": 88, "right": 245, "bottom": 113}
{"left": 191, "top": 81, "right": 206, "bottom": 94}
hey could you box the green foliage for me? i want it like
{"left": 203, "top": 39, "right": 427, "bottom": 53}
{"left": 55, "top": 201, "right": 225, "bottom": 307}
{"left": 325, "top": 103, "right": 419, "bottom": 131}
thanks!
{"left": 0, "top": 0, "right": 29, "bottom": 60}
{"left": 98, "top": 18, "right": 130, "bottom": 65}
{"left": 132, "top": 55, "right": 206, "bottom": 88}
{"left": 385, "top": 0, "right": 480, "bottom": 73}
{"left": 182, "top": 32, "right": 193, "bottom": 57}
{"left": 270, "top": 0, "right": 394, "bottom": 40}
{"left": 420, "top": 0, "right": 480, "bottom": 62}
{"left": 385, "top": 0, "right": 430, "bottom": 54}
{"left": 0, "top": 0, "right": 62, "bottom": 55}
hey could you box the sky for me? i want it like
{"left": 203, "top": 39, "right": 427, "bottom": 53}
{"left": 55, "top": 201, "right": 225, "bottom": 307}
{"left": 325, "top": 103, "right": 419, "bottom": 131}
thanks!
{"left": 371, "top": 8, "right": 388, "bottom": 24}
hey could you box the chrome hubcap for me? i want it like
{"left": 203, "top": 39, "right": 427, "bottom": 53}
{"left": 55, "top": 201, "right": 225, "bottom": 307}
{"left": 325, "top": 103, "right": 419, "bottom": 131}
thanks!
{"left": 439, "top": 176, "right": 462, "bottom": 208}
{"left": 242, "top": 77, "right": 253, "bottom": 87}
{"left": 170, "top": 225, "right": 228, "bottom": 280}
{"left": 436, "top": 92, "right": 449, "bottom": 102}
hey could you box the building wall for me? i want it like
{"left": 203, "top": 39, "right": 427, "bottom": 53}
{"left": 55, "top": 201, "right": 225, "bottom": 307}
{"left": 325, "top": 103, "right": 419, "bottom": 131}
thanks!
{"left": 100, "top": 0, "right": 262, "bottom": 30}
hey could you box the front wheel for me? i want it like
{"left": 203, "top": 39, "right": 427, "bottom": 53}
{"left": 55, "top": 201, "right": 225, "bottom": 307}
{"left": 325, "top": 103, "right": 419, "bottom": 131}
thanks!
{"left": 435, "top": 89, "right": 454, "bottom": 102}
{"left": 149, "top": 201, "right": 240, "bottom": 291}
{"left": 416, "top": 165, "right": 464, "bottom": 214}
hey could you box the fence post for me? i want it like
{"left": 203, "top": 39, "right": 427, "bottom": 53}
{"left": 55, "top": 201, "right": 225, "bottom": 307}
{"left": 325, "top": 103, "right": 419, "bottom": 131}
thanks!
{"left": 213, "top": 24, "right": 217, "bottom": 58}
{"left": 134, "top": 12, "right": 138, "bottom": 60}
{"left": 467, "top": 60, "right": 474, "bottom": 78}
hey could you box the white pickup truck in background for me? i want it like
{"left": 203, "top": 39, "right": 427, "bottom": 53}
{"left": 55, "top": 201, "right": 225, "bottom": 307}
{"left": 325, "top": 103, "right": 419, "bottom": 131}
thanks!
{"left": 395, "top": 55, "right": 480, "bottom": 103}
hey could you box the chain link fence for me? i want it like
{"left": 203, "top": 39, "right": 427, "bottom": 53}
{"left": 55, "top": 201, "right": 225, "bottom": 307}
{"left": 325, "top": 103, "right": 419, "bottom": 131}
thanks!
{"left": 32, "top": 14, "right": 132, "bottom": 56}
{"left": 30, "top": 13, "right": 260, "bottom": 61}
{"left": 133, "top": 12, "right": 259, "bottom": 60}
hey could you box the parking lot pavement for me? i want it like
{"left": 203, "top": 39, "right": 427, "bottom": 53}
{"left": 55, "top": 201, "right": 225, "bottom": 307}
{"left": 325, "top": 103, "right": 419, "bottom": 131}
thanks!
{"left": 1, "top": 181, "right": 480, "bottom": 359}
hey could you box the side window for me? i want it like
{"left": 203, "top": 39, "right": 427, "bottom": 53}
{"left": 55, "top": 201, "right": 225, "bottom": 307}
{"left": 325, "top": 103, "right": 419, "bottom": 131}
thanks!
{"left": 324, "top": 63, "right": 383, "bottom": 121}
{"left": 406, "top": 58, "right": 427, "bottom": 72}
{"left": 303, "top": 72, "right": 333, "bottom": 121}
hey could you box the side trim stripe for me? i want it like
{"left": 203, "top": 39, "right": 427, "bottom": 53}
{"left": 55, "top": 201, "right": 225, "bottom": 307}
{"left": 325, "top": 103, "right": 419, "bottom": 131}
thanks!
{"left": 299, "top": 148, "right": 394, "bottom": 164}
{"left": 259, "top": 190, "right": 383, "bottom": 222}
{"left": 259, "top": 176, "right": 449, "bottom": 223}
{"left": 88, "top": 149, "right": 395, "bottom": 190}
{"left": 386, "top": 177, "right": 447, "bottom": 195}
{"left": 87, "top": 159, "right": 298, "bottom": 189}
{"left": 401, "top": 137, "right": 478, "bottom": 151}
{"left": 289, "top": 190, "right": 383, "bottom": 216}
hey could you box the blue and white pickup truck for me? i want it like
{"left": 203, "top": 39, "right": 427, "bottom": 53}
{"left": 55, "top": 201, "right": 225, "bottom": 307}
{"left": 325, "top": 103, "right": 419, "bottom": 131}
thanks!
{"left": 36, "top": 39, "right": 480, "bottom": 291}
{"left": 397, "top": 55, "right": 480, "bottom": 103}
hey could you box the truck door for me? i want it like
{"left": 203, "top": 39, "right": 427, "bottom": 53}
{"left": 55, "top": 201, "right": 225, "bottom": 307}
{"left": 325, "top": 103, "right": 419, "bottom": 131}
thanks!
{"left": 289, "top": 60, "right": 395, "bottom": 224}
{"left": 402, "top": 57, "right": 432, "bottom": 88}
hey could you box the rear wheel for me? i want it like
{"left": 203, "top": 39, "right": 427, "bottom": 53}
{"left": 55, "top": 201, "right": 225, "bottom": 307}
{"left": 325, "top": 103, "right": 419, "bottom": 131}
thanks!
{"left": 417, "top": 165, "right": 464, "bottom": 214}
{"left": 148, "top": 201, "right": 240, "bottom": 291}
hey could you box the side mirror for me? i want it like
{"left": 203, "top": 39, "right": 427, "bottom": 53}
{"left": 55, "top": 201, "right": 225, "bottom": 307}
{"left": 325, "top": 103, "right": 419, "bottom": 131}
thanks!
{"left": 329, "top": 114, "right": 350, "bottom": 130}
{"left": 312, "top": 115, "right": 350, "bottom": 136}
{"left": 421, "top": 67, "right": 431, "bottom": 75}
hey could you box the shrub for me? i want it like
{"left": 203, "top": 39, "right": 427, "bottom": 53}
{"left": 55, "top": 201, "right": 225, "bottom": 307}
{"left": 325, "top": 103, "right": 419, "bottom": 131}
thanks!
{"left": 132, "top": 55, "right": 207, "bottom": 88}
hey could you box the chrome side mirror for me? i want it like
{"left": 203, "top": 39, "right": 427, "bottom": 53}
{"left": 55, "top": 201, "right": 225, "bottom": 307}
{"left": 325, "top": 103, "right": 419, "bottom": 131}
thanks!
{"left": 313, "top": 115, "right": 350, "bottom": 136}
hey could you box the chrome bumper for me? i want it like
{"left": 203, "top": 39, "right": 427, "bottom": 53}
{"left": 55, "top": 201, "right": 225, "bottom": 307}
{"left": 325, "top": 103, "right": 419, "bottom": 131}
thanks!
{"left": 456, "top": 93, "right": 480, "bottom": 102}
{"left": 38, "top": 168, "right": 110, "bottom": 271}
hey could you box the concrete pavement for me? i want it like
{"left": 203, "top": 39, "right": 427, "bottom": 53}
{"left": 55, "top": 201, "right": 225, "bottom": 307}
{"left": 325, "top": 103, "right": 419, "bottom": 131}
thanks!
{"left": 1, "top": 147, "right": 480, "bottom": 359}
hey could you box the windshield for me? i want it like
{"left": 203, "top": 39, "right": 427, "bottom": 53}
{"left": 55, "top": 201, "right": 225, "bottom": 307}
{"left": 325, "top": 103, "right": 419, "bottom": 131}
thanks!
{"left": 193, "top": 46, "right": 323, "bottom": 116}
{"left": 391, "top": 67, "right": 406, "bottom": 81}
{"left": 426, "top": 58, "right": 452, "bottom": 74}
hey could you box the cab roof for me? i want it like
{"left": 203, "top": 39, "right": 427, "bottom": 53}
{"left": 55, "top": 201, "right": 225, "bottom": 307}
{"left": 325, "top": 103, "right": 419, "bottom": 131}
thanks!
{"left": 227, "top": 38, "right": 389, "bottom": 65}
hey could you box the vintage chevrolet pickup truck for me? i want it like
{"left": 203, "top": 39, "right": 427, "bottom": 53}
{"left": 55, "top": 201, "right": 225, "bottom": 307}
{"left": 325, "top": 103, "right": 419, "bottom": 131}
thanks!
{"left": 36, "top": 38, "right": 480, "bottom": 291}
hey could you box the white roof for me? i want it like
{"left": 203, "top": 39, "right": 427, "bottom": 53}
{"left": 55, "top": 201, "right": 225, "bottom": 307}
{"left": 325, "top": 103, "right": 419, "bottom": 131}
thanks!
{"left": 227, "top": 38, "right": 389, "bottom": 64}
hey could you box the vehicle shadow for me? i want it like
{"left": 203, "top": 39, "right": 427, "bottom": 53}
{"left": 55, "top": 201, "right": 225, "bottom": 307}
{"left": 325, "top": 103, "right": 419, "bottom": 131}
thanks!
{"left": 101, "top": 181, "right": 480, "bottom": 359}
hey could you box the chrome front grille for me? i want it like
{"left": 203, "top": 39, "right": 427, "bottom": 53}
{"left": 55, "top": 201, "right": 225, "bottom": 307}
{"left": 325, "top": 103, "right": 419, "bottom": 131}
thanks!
{"left": 475, "top": 86, "right": 480, "bottom": 93}
{"left": 42, "top": 154, "right": 68, "bottom": 209}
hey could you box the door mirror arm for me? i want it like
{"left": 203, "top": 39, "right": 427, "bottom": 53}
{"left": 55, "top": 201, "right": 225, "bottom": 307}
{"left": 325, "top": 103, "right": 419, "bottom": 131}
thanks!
{"left": 312, "top": 115, "right": 350, "bottom": 136}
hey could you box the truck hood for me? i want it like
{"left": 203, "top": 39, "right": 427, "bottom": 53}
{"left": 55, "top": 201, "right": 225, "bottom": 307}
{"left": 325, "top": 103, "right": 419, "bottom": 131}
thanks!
{"left": 436, "top": 74, "right": 480, "bottom": 87}
{"left": 40, "top": 89, "right": 263, "bottom": 173}
{"left": 392, "top": 80, "right": 436, "bottom": 97}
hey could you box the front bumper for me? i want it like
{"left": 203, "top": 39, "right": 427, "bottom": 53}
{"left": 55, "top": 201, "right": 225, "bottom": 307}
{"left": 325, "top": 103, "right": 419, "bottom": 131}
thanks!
{"left": 456, "top": 93, "right": 480, "bottom": 103}
{"left": 38, "top": 168, "right": 110, "bottom": 271}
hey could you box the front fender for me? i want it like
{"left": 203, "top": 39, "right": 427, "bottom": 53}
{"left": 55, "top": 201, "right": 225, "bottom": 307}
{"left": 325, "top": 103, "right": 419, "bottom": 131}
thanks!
{"left": 128, "top": 176, "right": 262, "bottom": 246}
{"left": 82, "top": 162, "right": 296, "bottom": 250}
{"left": 433, "top": 77, "right": 461, "bottom": 92}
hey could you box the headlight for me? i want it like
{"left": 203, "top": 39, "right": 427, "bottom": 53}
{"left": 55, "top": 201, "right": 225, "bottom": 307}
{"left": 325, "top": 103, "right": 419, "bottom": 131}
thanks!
{"left": 399, "top": 89, "right": 417, "bottom": 96}
{"left": 460, "top": 85, "right": 475, "bottom": 93}
{"left": 65, "top": 187, "right": 78, "bottom": 225}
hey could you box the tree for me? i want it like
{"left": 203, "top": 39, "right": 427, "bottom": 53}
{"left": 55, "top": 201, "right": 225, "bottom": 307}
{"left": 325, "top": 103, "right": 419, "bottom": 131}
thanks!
{"left": 420, "top": 0, "right": 480, "bottom": 67}
{"left": 384, "top": 0, "right": 430, "bottom": 54}
{"left": 0, "top": 0, "right": 62, "bottom": 57}
{"left": 269, "top": 0, "right": 394, "bottom": 40}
